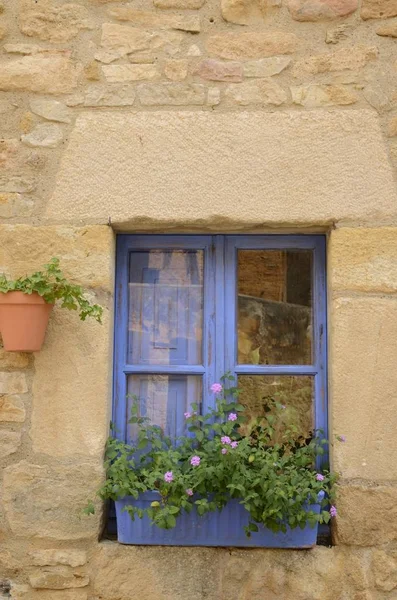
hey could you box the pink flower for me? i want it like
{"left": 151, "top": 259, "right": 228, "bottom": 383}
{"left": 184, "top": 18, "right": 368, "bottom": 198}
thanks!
{"left": 330, "top": 505, "right": 337, "bottom": 518}
{"left": 231, "top": 441, "right": 238, "bottom": 449}
{"left": 337, "top": 435, "right": 346, "bottom": 442}
{"left": 184, "top": 412, "right": 192, "bottom": 419}
{"left": 190, "top": 455, "right": 201, "bottom": 466}
{"left": 221, "top": 436, "right": 231, "bottom": 445}
{"left": 316, "top": 473, "right": 324, "bottom": 481}
{"left": 186, "top": 488, "right": 193, "bottom": 496}
{"left": 221, "top": 448, "right": 228, "bottom": 455}
{"left": 164, "top": 471, "right": 173, "bottom": 483}
{"left": 210, "top": 383, "right": 223, "bottom": 394}
{"left": 228, "top": 413, "right": 237, "bottom": 422}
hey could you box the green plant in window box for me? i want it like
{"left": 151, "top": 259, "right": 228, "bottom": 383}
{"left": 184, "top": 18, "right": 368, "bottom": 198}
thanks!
{"left": 0, "top": 257, "right": 103, "bottom": 352}
{"left": 87, "top": 376, "right": 340, "bottom": 544}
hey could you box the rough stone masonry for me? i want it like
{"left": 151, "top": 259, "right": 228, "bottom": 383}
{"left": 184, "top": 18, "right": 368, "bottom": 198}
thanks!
{"left": 1, "top": 0, "right": 397, "bottom": 598}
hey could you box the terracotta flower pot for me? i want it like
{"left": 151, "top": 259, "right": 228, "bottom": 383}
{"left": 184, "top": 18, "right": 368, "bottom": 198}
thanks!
{"left": 0, "top": 291, "right": 53, "bottom": 352}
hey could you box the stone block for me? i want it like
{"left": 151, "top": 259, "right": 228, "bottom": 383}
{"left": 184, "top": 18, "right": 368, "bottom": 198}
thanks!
{"left": 29, "top": 99, "right": 71, "bottom": 124}
{"left": 292, "top": 46, "right": 377, "bottom": 76}
{"left": 243, "top": 56, "right": 291, "bottom": 77}
{"left": 29, "top": 568, "right": 89, "bottom": 589}
{"left": 334, "top": 484, "right": 397, "bottom": 545}
{"left": 291, "top": 84, "right": 357, "bottom": 106}
{"left": 0, "top": 53, "right": 82, "bottom": 94}
{"left": 138, "top": 83, "right": 206, "bottom": 105}
{"left": 0, "top": 225, "right": 113, "bottom": 291}
{"left": 221, "top": 0, "right": 279, "bottom": 25}
{"left": 0, "top": 396, "right": 26, "bottom": 423}
{"left": 18, "top": 0, "right": 94, "bottom": 42}
{"left": 196, "top": 59, "right": 243, "bottom": 82}
{"left": 0, "top": 430, "right": 22, "bottom": 458}
{"left": 0, "top": 351, "right": 29, "bottom": 370}
{"left": 377, "top": 22, "right": 397, "bottom": 36}
{"left": 29, "top": 550, "right": 87, "bottom": 568}
{"left": 226, "top": 79, "right": 287, "bottom": 105}
{"left": 371, "top": 550, "right": 397, "bottom": 591}
{"left": 100, "top": 23, "right": 182, "bottom": 58}
{"left": 287, "top": 0, "right": 358, "bottom": 19}
{"left": 164, "top": 59, "right": 189, "bottom": 81}
{"left": 45, "top": 111, "right": 397, "bottom": 228}
{"left": 3, "top": 460, "right": 103, "bottom": 540}
{"left": 330, "top": 296, "right": 397, "bottom": 480}
{"left": 154, "top": 0, "right": 205, "bottom": 7}
{"left": 107, "top": 7, "right": 201, "bottom": 32}
{"left": 0, "top": 373, "right": 28, "bottom": 395}
{"left": 66, "top": 85, "right": 136, "bottom": 107}
{"left": 21, "top": 124, "right": 64, "bottom": 148}
{"left": 361, "top": 0, "right": 397, "bottom": 18}
{"left": 31, "top": 306, "right": 110, "bottom": 458}
{"left": 11, "top": 586, "right": 88, "bottom": 600}
{"left": 102, "top": 64, "right": 159, "bottom": 82}
{"left": 329, "top": 228, "right": 397, "bottom": 293}
{"left": 206, "top": 32, "right": 300, "bottom": 60}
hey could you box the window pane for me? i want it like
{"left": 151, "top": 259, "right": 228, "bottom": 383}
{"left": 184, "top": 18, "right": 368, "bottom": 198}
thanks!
{"left": 128, "top": 250, "right": 203, "bottom": 365}
{"left": 238, "top": 375, "right": 314, "bottom": 440}
{"left": 127, "top": 375, "right": 202, "bottom": 441}
{"left": 238, "top": 250, "right": 313, "bottom": 365}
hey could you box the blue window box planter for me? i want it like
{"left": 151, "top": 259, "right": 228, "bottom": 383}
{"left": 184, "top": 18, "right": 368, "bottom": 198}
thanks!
{"left": 115, "top": 491, "right": 325, "bottom": 548}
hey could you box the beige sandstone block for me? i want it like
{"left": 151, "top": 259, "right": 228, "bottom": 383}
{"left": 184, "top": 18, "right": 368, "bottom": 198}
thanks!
{"left": 107, "top": 7, "right": 201, "bottom": 32}
{"left": 31, "top": 308, "right": 110, "bottom": 457}
{"left": 207, "top": 32, "right": 300, "bottom": 60}
{"left": 164, "top": 59, "right": 189, "bottom": 81}
{"left": 376, "top": 21, "right": 397, "bottom": 36}
{"left": 221, "top": 0, "right": 281, "bottom": 25}
{"left": 329, "top": 228, "right": 397, "bottom": 293}
{"left": 363, "top": 84, "right": 390, "bottom": 111}
{"left": 334, "top": 484, "right": 397, "bottom": 545}
{"left": 196, "top": 59, "right": 243, "bottom": 82}
{"left": 0, "top": 176, "right": 36, "bottom": 194}
{"left": 29, "top": 568, "right": 89, "bottom": 589}
{"left": 330, "top": 296, "right": 397, "bottom": 480}
{"left": 0, "top": 396, "right": 26, "bottom": 422}
{"left": 361, "top": 0, "right": 397, "bottom": 18}
{"left": 0, "top": 373, "right": 28, "bottom": 395}
{"left": 0, "top": 53, "right": 82, "bottom": 94}
{"left": 154, "top": 0, "right": 205, "bottom": 7}
{"left": 288, "top": 0, "right": 357, "bottom": 20}
{"left": 66, "top": 85, "right": 136, "bottom": 107}
{"left": 21, "top": 123, "right": 64, "bottom": 148}
{"left": 84, "top": 61, "right": 101, "bottom": 81}
{"left": 389, "top": 116, "right": 397, "bottom": 136}
{"left": 11, "top": 586, "right": 88, "bottom": 600}
{"left": 3, "top": 461, "right": 103, "bottom": 539}
{"left": 0, "top": 192, "right": 19, "bottom": 218}
{"left": 291, "top": 84, "right": 357, "bottom": 106}
{"left": 243, "top": 56, "right": 291, "bottom": 77}
{"left": 226, "top": 79, "right": 287, "bottom": 105}
{"left": 100, "top": 23, "right": 182, "bottom": 57}
{"left": 292, "top": 46, "right": 377, "bottom": 76}
{"left": 3, "top": 44, "right": 43, "bottom": 54}
{"left": 325, "top": 23, "right": 351, "bottom": 43}
{"left": 29, "top": 99, "right": 71, "bottom": 123}
{"left": 102, "top": 64, "right": 160, "bottom": 82}
{"left": 18, "top": 0, "right": 94, "bottom": 42}
{"left": 0, "top": 430, "right": 22, "bottom": 458}
{"left": 45, "top": 111, "right": 397, "bottom": 228}
{"left": 0, "top": 225, "right": 113, "bottom": 290}
{"left": 207, "top": 87, "right": 221, "bottom": 105}
{"left": 29, "top": 550, "right": 87, "bottom": 568}
{"left": 371, "top": 550, "right": 397, "bottom": 592}
{"left": 138, "top": 83, "right": 206, "bottom": 105}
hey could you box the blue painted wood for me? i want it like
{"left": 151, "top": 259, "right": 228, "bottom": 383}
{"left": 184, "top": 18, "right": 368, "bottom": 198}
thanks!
{"left": 113, "top": 234, "right": 328, "bottom": 544}
{"left": 115, "top": 491, "right": 325, "bottom": 548}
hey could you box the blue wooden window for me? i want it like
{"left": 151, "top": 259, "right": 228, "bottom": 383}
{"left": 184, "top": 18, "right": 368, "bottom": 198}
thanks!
{"left": 113, "top": 235, "right": 327, "bottom": 529}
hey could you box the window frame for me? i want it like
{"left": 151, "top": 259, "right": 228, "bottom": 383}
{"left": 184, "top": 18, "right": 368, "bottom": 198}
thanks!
{"left": 113, "top": 234, "right": 328, "bottom": 449}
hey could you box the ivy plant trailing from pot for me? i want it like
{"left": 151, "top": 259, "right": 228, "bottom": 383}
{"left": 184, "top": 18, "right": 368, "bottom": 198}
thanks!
{"left": 87, "top": 376, "right": 341, "bottom": 548}
{"left": 0, "top": 258, "right": 103, "bottom": 352}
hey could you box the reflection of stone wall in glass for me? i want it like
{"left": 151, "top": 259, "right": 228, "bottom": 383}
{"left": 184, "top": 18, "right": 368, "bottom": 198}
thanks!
{"left": 238, "top": 375, "right": 314, "bottom": 440}
{"left": 238, "top": 296, "right": 312, "bottom": 365}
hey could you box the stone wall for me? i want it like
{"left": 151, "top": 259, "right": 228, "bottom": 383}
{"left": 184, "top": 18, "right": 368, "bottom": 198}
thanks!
{"left": 1, "top": 0, "right": 397, "bottom": 597}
